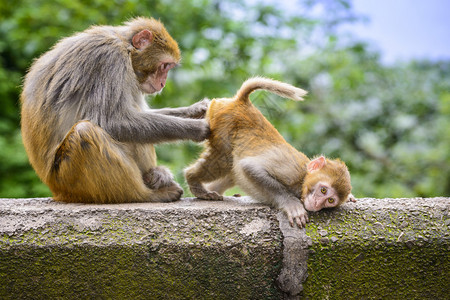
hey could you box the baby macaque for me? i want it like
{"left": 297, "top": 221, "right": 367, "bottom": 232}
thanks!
{"left": 184, "top": 77, "right": 354, "bottom": 228}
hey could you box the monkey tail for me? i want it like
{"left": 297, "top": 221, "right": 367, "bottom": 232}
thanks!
{"left": 234, "top": 77, "right": 307, "bottom": 103}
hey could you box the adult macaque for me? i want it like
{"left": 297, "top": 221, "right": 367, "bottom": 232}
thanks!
{"left": 184, "top": 77, "right": 355, "bottom": 228}
{"left": 21, "top": 17, "right": 210, "bottom": 203}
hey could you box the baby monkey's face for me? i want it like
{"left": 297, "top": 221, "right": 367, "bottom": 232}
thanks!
{"left": 303, "top": 181, "right": 341, "bottom": 211}
{"left": 301, "top": 156, "right": 353, "bottom": 212}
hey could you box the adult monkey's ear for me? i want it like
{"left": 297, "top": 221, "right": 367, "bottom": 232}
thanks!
{"left": 132, "top": 30, "right": 153, "bottom": 49}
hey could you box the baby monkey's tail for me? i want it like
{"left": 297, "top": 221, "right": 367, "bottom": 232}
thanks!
{"left": 234, "top": 77, "right": 307, "bottom": 103}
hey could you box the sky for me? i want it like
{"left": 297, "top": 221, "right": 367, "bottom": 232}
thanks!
{"left": 346, "top": 0, "right": 450, "bottom": 64}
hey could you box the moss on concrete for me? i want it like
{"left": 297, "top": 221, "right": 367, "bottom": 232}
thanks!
{"left": 1, "top": 244, "right": 282, "bottom": 299}
{"left": 0, "top": 198, "right": 284, "bottom": 299}
{"left": 302, "top": 198, "right": 450, "bottom": 299}
{"left": 304, "top": 243, "right": 448, "bottom": 299}
{"left": 1, "top": 197, "right": 449, "bottom": 299}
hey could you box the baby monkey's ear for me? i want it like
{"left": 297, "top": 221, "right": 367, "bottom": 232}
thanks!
{"left": 307, "top": 156, "right": 326, "bottom": 173}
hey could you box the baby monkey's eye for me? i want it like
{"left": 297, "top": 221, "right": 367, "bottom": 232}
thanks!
{"left": 320, "top": 187, "right": 327, "bottom": 194}
{"left": 327, "top": 198, "right": 335, "bottom": 204}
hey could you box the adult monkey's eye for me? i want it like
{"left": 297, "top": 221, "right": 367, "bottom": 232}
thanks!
{"left": 321, "top": 187, "right": 327, "bottom": 194}
{"left": 328, "top": 198, "right": 335, "bottom": 204}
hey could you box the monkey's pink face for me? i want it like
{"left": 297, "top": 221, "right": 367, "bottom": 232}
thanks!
{"left": 140, "top": 62, "right": 177, "bottom": 94}
{"left": 303, "top": 182, "right": 340, "bottom": 212}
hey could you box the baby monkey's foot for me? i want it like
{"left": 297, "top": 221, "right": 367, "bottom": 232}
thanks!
{"left": 188, "top": 183, "right": 223, "bottom": 201}
{"left": 196, "top": 190, "right": 223, "bottom": 201}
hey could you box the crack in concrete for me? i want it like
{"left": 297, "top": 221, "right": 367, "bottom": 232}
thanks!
{"left": 277, "top": 212, "right": 312, "bottom": 299}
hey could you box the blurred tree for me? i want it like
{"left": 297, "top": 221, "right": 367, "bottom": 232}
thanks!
{"left": 280, "top": 45, "right": 450, "bottom": 197}
{"left": 0, "top": 0, "right": 448, "bottom": 198}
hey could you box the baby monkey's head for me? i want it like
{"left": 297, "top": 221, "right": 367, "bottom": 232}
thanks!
{"left": 301, "top": 156, "right": 352, "bottom": 211}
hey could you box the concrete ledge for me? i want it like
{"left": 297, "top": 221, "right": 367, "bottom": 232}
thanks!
{"left": 0, "top": 197, "right": 449, "bottom": 299}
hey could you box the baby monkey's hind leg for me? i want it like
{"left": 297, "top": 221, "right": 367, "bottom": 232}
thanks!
{"left": 184, "top": 155, "right": 229, "bottom": 200}
{"left": 205, "top": 175, "right": 234, "bottom": 195}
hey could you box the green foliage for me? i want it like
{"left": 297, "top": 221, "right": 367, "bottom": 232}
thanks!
{"left": 0, "top": 0, "right": 448, "bottom": 198}
{"left": 278, "top": 45, "right": 450, "bottom": 197}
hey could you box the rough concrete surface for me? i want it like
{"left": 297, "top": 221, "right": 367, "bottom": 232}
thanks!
{"left": 303, "top": 197, "right": 449, "bottom": 299}
{"left": 0, "top": 197, "right": 449, "bottom": 299}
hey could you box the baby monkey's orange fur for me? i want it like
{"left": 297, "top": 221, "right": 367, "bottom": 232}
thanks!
{"left": 185, "top": 77, "right": 353, "bottom": 227}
